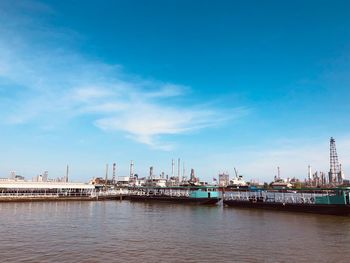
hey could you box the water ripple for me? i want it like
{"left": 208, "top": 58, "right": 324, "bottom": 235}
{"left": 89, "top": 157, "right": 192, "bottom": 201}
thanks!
{"left": 0, "top": 201, "right": 350, "bottom": 262}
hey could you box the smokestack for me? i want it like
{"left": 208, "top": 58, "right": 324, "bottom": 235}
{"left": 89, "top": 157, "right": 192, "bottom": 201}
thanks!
{"left": 149, "top": 166, "right": 154, "bottom": 179}
{"left": 105, "top": 164, "right": 109, "bottom": 188}
{"left": 130, "top": 160, "right": 134, "bottom": 179}
{"left": 341, "top": 164, "right": 345, "bottom": 181}
{"left": 113, "top": 163, "right": 116, "bottom": 184}
{"left": 190, "top": 169, "right": 195, "bottom": 182}
{"left": 339, "top": 163, "right": 345, "bottom": 184}
{"left": 172, "top": 159, "right": 175, "bottom": 178}
{"left": 178, "top": 158, "right": 181, "bottom": 182}
{"left": 182, "top": 161, "right": 185, "bottom": 182}
{"left": 66, "top": 164, "right": 69, "bottom": 183}
{"left": 308, "top": 165, "right": 312, "bottom": 181}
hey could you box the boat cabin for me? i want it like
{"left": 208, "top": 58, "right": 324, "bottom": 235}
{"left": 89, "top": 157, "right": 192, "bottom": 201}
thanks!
{"left": 315, "top": 187, "right": 350, "bottom": 205}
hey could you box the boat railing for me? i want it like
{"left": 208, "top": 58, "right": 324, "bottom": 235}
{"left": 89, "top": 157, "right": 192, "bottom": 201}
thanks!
{"left": 0, "top": 192, "right": 94, "bottom": 198}
{"left": 224, "top": 191, "right": 319, "bottom": 204}
{"left": 130, "top": 190, "right": 190, "bottom": 197}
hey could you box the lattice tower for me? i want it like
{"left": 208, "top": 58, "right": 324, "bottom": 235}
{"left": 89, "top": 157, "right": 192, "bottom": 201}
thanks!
{"left": 329, "top": 137, "right": 340, "bottom": 184}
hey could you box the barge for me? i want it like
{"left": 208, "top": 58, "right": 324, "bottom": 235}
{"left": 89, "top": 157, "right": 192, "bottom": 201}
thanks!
{"left": 127, "top": 186, "right": 221, "bottom": 205}
{"left": 223, "top": 187, "right": 350, "bottom": 216}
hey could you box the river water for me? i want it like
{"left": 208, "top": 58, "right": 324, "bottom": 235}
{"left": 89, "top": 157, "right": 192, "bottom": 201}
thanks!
{"left": 1, "top": 201, "right": 350, "bottom": 262}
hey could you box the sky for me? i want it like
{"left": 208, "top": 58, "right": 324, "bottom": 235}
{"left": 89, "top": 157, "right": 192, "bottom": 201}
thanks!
{"left": 0, "top": 0, "right": 350, "bottom": 182}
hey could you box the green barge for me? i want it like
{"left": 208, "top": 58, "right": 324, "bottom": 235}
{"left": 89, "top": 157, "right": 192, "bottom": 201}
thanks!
{"left": 223, "top": 187, "right": 350, "bottom": 216}
{"left": 127, "top": 186, "right": 221, "bottom": 205}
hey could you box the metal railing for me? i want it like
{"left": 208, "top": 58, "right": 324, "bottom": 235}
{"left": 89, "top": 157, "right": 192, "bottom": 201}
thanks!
{"left": 223, "top": 191, "right": 322, "bottom": 204}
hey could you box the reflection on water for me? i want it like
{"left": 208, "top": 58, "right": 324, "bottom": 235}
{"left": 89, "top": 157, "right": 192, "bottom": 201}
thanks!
{"left": 0, "top": 201, "right": 350, "bottom": 262}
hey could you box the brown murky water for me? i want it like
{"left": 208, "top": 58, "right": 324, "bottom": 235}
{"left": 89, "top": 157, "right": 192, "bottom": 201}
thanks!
{"left": 1, "top": 201, "right": 350, "bottom": 262}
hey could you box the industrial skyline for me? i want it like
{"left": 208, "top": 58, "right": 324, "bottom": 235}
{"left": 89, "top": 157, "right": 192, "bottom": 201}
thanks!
{"left": 6, "top": 136, "right": 348, "bottom": 188}
{"left": 1, "top": 1, "right": 350, "bottom": 181}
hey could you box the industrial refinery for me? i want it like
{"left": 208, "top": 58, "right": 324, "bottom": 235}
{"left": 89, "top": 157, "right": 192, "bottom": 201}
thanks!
{"left": 0, "top": 137, "right": 348, "bottom": 202}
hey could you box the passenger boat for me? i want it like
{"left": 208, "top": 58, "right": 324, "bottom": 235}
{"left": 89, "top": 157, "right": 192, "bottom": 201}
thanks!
{"left": 223, "top": 187, "right": 350, "bottom": 216}
{"left": 127, "top": 186, "right": 221, "bottom": 205}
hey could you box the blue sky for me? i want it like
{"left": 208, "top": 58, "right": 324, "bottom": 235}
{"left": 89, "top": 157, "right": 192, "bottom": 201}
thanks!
{"left": 1, "top": 0, "right": 350, "bottom": 182}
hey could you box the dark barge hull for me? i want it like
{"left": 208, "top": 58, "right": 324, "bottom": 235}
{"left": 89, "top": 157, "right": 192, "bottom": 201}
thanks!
{"left": 127, "top": 195, "right": 221, "bottom": 205}
{"left": 223, "top": 200, "right": 350, "bottom": 216}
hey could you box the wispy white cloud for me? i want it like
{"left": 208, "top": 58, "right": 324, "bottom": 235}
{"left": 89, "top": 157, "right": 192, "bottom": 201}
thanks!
{"left": 0, "top": 1, "right": 248, "bottom": 150}
{"left": 70, "top": 86, "right": 114, "bottom": 102}
{"left": 94, "top": 104, "right": 234, "bottom": 149}
{"left": 142, "top": 83, "right": 189, "bottom": 98}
